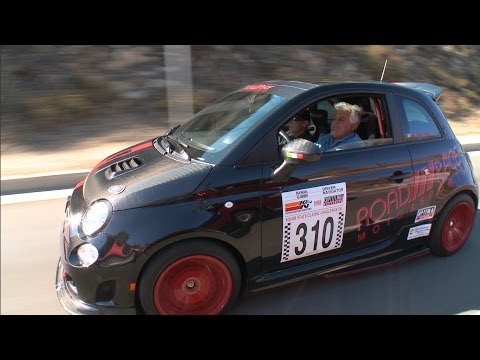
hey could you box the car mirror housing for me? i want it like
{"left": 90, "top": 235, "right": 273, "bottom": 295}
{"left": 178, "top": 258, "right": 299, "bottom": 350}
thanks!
{"left": 273, "top": 139, "right": 322, "bottom": 182}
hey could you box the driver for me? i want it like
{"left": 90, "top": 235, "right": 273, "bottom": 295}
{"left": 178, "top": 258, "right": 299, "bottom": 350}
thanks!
{"left": 287, "top": 112, "right": 315, "bottom": 142}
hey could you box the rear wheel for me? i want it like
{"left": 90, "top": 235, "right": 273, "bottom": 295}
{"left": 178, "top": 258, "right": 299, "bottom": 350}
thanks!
{"left": 139, "top": 241, "right": 241, "bottom": 315}
{"left": 430, "top": 194, "right": 475, "bottom": 256}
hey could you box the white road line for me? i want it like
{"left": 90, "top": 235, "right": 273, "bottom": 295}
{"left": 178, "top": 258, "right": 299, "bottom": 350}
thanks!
{"left": 1, "top": 189, "right": 73, "bottom": 205}
{"left": 457, "top": 310, "right": 480, "bottom": 315}
{"left": 457, "top": 135, "right": 480, "bottom": 144}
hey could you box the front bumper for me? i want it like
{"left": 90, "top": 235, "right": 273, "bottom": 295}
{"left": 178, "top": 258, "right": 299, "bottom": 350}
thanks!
{"left": 55, "top": 258, "right": 136, "bottom": 315}
{"left": 57, "top": 188, "right": 144, "bottom": 314}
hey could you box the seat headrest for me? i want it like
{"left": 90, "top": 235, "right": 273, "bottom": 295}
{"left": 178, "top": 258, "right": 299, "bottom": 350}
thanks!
{"left": 357, "top": 112, "right": 379, "bottom": 140}
{"left": 308, "top": 108, "right": 329, "bottom": 142}
{"left": 310, "top": 109, "right": 328, "bottom": 123}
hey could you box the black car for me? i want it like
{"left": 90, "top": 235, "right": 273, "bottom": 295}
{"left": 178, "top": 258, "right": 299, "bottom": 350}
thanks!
{"left": 55, "top": 80, "right": 478, "bottom": 315}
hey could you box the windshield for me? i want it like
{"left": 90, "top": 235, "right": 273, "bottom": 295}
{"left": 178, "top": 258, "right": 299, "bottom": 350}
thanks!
{"left": 169, "top": 91, "right": 287, "bottom": 163}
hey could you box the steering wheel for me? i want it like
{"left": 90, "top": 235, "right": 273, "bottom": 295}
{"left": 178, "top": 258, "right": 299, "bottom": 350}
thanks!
{"left": 278, "top": 129, "right": 292, "bottom": 145}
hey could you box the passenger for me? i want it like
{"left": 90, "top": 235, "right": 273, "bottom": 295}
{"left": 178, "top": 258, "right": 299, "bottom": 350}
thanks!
{"left": 287, "top": 113, "right": 315, "bottom": 142}
{"left": 315, "top": 102, "right": 363, "bottom": 151}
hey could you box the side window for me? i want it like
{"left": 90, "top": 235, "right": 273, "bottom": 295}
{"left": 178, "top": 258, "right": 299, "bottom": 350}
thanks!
{"left": 399, "top": 97, "right": 441, "bottom": 141}
{"left": 276, "top": 94, "right": 394, "bottom": 154}
{"left": 316, "top": 100, "right": 335, "bottom": 124}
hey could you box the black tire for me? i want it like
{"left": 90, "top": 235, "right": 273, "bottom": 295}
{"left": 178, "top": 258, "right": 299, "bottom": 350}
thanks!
{"left": 430, "top": 194, "right": 475, "bottom": 257}
{"left": 139, "top": 240, "right": 241, "bottom": 315}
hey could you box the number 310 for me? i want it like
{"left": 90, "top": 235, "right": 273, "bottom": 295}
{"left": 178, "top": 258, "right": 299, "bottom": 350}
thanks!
{"left": 295, "top": 217, "right": 334, "bottom": 256}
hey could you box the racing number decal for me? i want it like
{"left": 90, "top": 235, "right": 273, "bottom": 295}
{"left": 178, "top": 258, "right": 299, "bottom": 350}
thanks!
{"left": 293, "top": 217, "right": 334, "bottom": 255}
{"left": 281, "top": 183, "right": 346, "bottom": 263}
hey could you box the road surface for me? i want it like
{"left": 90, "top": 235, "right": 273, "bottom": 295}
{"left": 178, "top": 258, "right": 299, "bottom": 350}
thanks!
{"left": 1, "top": 152, "right": 479, "bottom": 315}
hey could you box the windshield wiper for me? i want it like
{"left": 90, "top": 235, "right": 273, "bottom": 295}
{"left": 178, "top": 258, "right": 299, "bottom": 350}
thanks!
{"left": 159, "top": 136, "right": 172, "bottom": 154}
{"left": 165, "top": 124, "right": 181, "bottom": 136}
{"left": 165, "top": 135, "right": 190, "bottom": 160}
{"left": 169, "top": 135, "right": 189, "bottom": 149}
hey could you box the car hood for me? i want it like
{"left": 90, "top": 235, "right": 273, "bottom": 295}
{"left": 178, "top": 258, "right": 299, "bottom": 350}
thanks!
{"left": 83, "top": 138, "right": 213, "bottom": 211}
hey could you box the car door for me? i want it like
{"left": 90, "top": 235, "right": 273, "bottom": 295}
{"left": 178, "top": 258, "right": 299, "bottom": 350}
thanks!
{"left": 260, "top": 93, "right": 415, "bottom": 275}
{"left": 393, "top": 93, "right": 466, "bottom": 224}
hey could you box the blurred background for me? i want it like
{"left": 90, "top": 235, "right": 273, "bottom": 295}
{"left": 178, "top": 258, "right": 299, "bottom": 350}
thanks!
{"left": 2, "top": 45, "right": 480, "bottom": 176}
{"left": 2, "top": 45, "right": 480, "bottom": 316}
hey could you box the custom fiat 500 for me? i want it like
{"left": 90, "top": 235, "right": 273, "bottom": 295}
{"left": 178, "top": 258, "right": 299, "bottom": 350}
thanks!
{"left": 56, "top": 81, "right": 478, "bottom": 315}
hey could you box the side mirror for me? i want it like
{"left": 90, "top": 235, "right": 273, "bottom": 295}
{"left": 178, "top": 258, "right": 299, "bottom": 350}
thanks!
{"left": 272, "top": 139, "right": 322, "bottom": 182}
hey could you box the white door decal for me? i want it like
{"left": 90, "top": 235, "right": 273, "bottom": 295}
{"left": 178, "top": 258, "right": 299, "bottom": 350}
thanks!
{"left": 281, "top": 182, "right": 347, "bottom": 263}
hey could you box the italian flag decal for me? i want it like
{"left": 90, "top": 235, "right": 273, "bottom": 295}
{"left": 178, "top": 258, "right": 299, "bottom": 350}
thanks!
{"left": 286, "top": 152, "right": 304, "bottom": 159}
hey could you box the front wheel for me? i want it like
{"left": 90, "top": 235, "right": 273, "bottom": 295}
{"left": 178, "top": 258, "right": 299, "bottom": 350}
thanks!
{"left": 139, "top": 240, "right": 241, "bottom": 315}
{"left": 429, "top": 194, "right": 475, "bottom": 256}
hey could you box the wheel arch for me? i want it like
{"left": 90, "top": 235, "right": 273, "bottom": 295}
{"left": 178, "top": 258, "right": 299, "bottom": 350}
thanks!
{"left": 134, "top": 236, "right": 247, "bottom": 311}
{"left": 429, "top": 191, "right": 476, "bottom": 256}
{"left": 464, "top": 189, "right": 478, "bottom": 210}
{"left": 433, "top": 187, "right": 478, "bottom": 217}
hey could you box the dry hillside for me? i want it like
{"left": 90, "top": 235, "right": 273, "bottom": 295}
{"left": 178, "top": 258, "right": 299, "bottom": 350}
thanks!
{"left": 1, "top": 45, "right": 479, "bottom": 155}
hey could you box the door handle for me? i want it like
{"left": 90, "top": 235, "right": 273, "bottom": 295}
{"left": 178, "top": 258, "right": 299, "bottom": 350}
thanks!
{"left": 388, "top": 171, "right": 413, "bottom": 182}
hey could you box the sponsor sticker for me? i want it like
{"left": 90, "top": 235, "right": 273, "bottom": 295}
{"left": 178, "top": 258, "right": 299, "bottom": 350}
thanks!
{"left": 414, "top": 205, "right": 436, "bottom": 223}
{"left": 407, "top": 224, "right": 432, "bottom": 240}
{"left": 281, "top": 182, "right": 346, "bottom": 263}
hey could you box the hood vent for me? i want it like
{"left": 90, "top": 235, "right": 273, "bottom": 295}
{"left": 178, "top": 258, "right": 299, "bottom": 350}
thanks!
{"left": 105, "top": 157, "right": 144, "bottom": 180}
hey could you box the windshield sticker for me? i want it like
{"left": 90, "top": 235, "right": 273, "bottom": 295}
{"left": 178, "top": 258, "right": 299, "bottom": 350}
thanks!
{"left": 281, "top": 182, "right": 346, "bottom": 263}
{"left": 407, "top": 224, "right": 432, "bottom": 240}
{"left": 242, "top": 84, "right": 274, "bottom": 92}
{"left": 414, "top": 205, "right": 436, "bottom": 223}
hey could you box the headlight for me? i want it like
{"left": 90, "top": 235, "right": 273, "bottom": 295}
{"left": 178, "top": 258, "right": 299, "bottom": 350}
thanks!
{"left": 81, "top": 200, "right": 112, "bottom": 237}
{"left": 77, "top": 243, "right": 99, "bottom": 266}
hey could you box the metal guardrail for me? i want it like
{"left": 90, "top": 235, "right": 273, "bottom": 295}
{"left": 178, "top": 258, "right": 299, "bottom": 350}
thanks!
{"left": 2, "top": 143, "right": 480, "bottom": 197}
{"left": 1, "top": 172, "right": 88, "bottom": 196}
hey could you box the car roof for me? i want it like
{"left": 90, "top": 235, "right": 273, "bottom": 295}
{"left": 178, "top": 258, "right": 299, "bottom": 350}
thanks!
{"left": 241, "top": 80, "right": 442, "bottom": 101}
{"left": 390, "top": 82, "right": 442, "bottom": 102}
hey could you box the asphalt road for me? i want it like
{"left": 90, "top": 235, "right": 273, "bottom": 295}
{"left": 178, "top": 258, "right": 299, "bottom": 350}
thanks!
{"left": 230, "top": 214, "right": 480, "bottom": 314}
{"left": 1, "top": 150, "right": 479, "bottom": 315}
{"left": 1, "top": 199, "right": 67, "bottom": 315}
{"left": 1, "top": 197, "right": 479, "bottom": 315}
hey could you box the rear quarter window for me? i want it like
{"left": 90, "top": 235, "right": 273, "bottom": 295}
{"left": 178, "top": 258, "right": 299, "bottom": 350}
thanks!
{"left": 399, "top": 97, "right": 441, "bottom": 141}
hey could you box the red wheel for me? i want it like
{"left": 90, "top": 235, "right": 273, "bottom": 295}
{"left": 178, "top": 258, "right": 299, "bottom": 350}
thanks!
{"left": 153, "top": 255, "right": 233, "bottom": 314}
{"left": 139, "top": 241, "right": 241, "bottom": 315}
{"left": 430, "top": 194, "right": 475, "bottom": 256}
